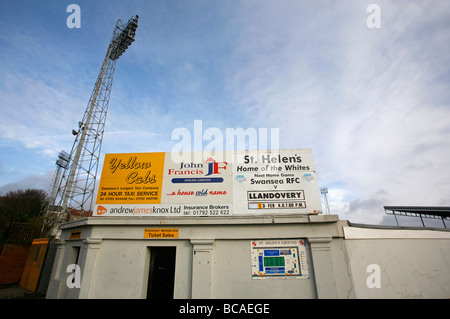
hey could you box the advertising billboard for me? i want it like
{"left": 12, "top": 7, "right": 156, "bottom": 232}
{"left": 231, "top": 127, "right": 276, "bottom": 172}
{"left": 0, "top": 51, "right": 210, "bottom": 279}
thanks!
{"left": 94, "top": 149, "right": 322, "bottom": 217}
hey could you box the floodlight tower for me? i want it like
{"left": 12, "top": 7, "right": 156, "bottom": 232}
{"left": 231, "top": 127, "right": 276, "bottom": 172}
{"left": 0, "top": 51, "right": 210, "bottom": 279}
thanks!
{"left": 43, "top": 15, "right": 139, "bottom": 236}
{"left": 47, "top": 151, "right": 70, "bottom": 207}
{"left": 320, "top": 188, "right": 330, "bottom": 215}
{"left": 40, "top": 150, "right": 69, "bottom": 234}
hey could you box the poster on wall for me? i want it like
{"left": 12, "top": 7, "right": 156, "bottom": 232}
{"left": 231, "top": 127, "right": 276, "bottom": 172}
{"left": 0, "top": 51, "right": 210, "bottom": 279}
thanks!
{"left": 93, "top": 149, "right": 322, "bottom": 217}
{"left": 250, "top": 239, "right": 310, "bottom": 279}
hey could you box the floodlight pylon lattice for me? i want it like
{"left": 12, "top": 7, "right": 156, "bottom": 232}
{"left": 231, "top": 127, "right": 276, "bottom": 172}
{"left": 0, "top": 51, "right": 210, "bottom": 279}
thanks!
{"left": 320, "top": 188, "right": 330, "bottom": 215}
{"left": 42, "top": 15, "right": 139, "bottom": 237}
{"left": 40, "top": 150, "right": 69, "bottom": 235}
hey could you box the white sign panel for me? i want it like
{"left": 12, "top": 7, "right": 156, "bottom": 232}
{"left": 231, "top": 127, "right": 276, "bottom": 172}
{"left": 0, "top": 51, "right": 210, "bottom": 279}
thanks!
{"left": 232, "top": 149, "right": 322, "bottom": 215}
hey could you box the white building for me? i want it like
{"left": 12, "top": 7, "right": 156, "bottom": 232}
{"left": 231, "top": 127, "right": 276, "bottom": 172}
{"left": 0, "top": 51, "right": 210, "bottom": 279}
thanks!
{"left": 46, "top": 214, "right": 450, "bottom": 299}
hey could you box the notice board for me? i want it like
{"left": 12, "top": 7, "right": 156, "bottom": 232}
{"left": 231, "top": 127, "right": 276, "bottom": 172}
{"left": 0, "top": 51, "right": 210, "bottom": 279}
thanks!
{"left": 250, "top": 239, "right": 310, "bottom": 279}
{"left": 94, "top": 149, "right": 322, "bottom": 217}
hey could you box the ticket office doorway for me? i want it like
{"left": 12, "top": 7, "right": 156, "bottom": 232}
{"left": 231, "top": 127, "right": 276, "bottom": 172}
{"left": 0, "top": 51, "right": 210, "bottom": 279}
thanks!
{"left": 146, "top": 246, "right": 177, "bottom": 299}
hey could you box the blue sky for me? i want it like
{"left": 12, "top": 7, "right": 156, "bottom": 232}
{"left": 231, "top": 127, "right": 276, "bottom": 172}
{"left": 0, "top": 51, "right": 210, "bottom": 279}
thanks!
{"left": 1, "top": 0, "right": 449, "bottom": 225}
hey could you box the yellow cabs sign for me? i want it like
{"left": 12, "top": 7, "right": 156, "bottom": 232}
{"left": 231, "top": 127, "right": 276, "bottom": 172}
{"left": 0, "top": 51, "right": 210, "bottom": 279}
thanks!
{"left": 96, "top": 152, "right": 165, "bottom": 204}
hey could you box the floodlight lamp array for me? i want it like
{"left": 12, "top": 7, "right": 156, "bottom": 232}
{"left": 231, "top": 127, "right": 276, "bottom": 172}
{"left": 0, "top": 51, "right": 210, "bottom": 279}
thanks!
{"left": 56, "top": 151, "right": 70, "bottom": 169}
{"left": 109, "top": 15, "right": 139, "bottom": 61}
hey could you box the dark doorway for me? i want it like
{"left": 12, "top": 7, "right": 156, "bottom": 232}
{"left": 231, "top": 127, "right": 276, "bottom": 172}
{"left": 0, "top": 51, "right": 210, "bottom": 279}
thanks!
{"left": 146, "top": 247, "right": 176, "bottom": 299}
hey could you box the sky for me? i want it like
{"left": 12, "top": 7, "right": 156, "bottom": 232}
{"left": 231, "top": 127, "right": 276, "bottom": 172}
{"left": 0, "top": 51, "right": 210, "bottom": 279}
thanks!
{"left": 0, "top": 0, "right": 449, "bottom": 226}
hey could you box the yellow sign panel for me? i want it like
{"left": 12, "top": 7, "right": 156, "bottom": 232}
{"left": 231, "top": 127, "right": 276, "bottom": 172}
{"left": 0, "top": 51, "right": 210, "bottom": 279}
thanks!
{"left": 70, "top": 230, "right": 81, "bottom": 239}
{"left": 144, "top": 228, "right": 179, "bottom": 239}
{"left": 32, "top": 238, "right": 50, "bottom": 245}
{"left": 96, "top": 152, "right": 166, "bottom": 204}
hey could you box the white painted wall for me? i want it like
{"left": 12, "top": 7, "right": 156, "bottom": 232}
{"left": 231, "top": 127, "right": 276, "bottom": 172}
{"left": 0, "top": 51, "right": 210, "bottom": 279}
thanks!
{"left": 343, "top": 227, "right": 450, "bottom": 298}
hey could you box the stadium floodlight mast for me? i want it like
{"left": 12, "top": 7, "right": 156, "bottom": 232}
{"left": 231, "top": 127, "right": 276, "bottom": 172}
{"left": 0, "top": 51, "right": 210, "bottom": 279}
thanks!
{"left": 42, "top": 15, "right": 139, "bottom": 237}
{"left": 320, "top": 187, "right": 330, "bottom": 215}
{"left": 40, "top": 150, "right": 70, "bottom": 234}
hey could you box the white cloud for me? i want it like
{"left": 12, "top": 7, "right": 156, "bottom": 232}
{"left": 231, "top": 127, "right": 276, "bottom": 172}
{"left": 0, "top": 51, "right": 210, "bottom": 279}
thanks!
{"left": 224, "top": 1, "right": 450, "bottom": 223}
{"left": 0, "top": 170, "right": 53, "bottom": 195}
{"left": 0, "top": 69, "right": 91, "bottom": 158}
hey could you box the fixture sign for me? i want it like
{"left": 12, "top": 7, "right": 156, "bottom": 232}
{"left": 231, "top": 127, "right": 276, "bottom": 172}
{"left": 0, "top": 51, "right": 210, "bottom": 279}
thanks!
{"left": 94, "top": 149, "right": 322, "bottom": 217}
{"left": 251, "top": 239, "right": 310, "bottom": 279}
